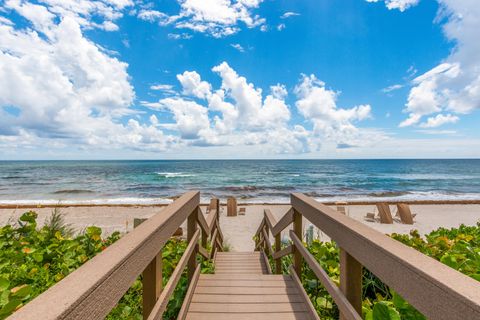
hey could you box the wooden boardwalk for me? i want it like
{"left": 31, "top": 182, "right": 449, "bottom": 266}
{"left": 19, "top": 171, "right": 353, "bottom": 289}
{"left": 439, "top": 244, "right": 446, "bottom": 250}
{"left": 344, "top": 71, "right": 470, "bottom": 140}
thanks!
{"left": 10, "top": 192, "right": 480, "bottom": 320}
{"left": 184, "top": 252, "right": 317, "bottom": 320}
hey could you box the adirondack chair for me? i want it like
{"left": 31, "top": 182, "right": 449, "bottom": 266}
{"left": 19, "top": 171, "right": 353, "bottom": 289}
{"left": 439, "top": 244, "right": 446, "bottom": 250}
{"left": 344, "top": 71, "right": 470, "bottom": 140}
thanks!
{"left": 335, "top": 201, "right": 347, "bottom": 215}
{"left": 377, "top": 203, "right": 394, "bottom": 224}
{"left": 396, "top": 203, "right": 416, "bottom": 224}
{"left": 364, "top": 203, "right": 394, "bottom": 224}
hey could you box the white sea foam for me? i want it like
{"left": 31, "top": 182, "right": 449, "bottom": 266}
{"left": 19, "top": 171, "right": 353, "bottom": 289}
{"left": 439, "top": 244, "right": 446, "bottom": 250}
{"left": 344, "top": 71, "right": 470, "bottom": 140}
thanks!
{"left": 156, "top": 172, "right": 196, "bottom": 178}
{"left": 386, "top": 174, "right": 478, "bottom": 180}
{"left": 313, "top": 191, "right": 480, "bottom": 203}
{"left": 1, "top": 192, "right": 480, "bottom": 206}
{"left": 0, "top": 198, "right": 173, "bottom": 206}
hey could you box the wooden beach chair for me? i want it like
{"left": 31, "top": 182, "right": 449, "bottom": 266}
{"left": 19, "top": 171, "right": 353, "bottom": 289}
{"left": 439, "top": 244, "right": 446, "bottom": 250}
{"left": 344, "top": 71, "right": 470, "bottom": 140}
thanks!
{"left": 364, "top": 203, "right": 394, "bottom": 224}
{"left": 238, "top": 207, "right": 246, "bottom": 215}
{"left": 377, "top": 203, "right": 394, "bottom": 224}
{"left": 335, "top": 201, "right": 347, "bottom": 215}
{"left": 364, "top": 211, "right": 376, "bottom": 222}
{"left": 396, "top": 203, "right": 416, "bottom": 224}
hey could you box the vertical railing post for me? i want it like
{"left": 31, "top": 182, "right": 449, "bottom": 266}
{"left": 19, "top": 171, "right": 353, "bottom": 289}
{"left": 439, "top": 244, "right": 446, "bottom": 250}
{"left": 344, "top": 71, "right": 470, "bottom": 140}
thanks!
{"left": 142, "top": 252, "right": 162, "bottom": 320}
{"left": 199, "top": 207, "right": 207, "bottom": 252}
{"left": 215, "top": 198, "right": 220, "bottom": 224}
{"left": 275, "top": 233, "right": 281, "bottom": 274}
{"left": 263, "top": 225, "right": 270, "bottom": 253}
{"left": 340, "top": 249, "right": 363, "bottom": 319}
{"left": 187, "top": 207, "right": 198, "bottom": 283}
{"left": 292, "top": 209, "right": 302, "bottom": 277}
{"left": 134, "top": 219, "right": 162, "bottom": 320}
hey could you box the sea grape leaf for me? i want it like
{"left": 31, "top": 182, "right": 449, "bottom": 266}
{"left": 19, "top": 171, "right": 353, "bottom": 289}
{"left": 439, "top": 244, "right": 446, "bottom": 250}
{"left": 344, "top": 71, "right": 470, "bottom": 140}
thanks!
{"left": 19, "top": 211, "right": 37, "bottom": 223}
{"left": 440, "top": 254, "right": 458, "bottom": 269}
{"left": 0, "top": 278, "right": 9, "bottom": 292}
{"left": 11, "top": 285, "right": 31, "bottom": 298}
{"left": 86, "top": 226, "right": 102, "bottom": 241}
{"left": 0, "top": 298, "right": 21, "bottom": 316}
{"left": 372, "top": 302, "right": 401, "bottom": 320}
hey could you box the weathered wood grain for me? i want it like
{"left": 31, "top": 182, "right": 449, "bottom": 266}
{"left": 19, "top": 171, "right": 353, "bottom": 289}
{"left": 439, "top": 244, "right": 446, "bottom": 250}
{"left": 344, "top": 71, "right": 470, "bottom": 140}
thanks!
{"left": 291, "top": 193, "right": 480, "bottom": 320}
{"left": 9, "top": 191, "right": 200, "bottom": 320}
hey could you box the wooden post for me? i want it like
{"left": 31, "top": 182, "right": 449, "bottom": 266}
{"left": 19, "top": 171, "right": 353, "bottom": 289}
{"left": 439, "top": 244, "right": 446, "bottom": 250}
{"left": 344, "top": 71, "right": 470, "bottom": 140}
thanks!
{"left": 263, "top": 225, "right": 270, "bottom": 253}
{"left": 275, "top": 234, "right": 282, "bottom": 274}
{"left": 198, "top": 207, "right": 208, "bottom": 255}
{"left": 142, "top": 252, "right": 162, "bottom": 319}
{"left": 340, "top": 249, "right": 363, "bottom": 319}
{"left": 227, "top": 197, "right": 237, "bottom": 216}
{"left": 134, "top": 219, "right": 162, "bottom": 320}
{"left": 187, "top": 208, "right": 198, "bottom": 283}
{"left": 292, "top": 209, "right": 302, "bottom": 277}
{"left": 208, "top": 198, "right": 219, "bottom": 214}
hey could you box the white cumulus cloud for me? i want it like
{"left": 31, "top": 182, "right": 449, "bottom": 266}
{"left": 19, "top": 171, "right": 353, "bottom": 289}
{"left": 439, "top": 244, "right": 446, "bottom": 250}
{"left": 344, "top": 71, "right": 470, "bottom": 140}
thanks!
{"left": 137, "top": 0, "right": 266, "bottom": 38}
{"left": 0, "top": 0, "right": 177, "bottom": 153}
{"left": 177, "top": 71, "right": 212, "bottom": 99}
{"left": 396, "top": 1, "right": 480, "bottom": 128}
{"left": 294, "top": 74, "right": 378, "bottom": 147}
{"left": 365, "top": 0, "right": 419, "bottom": 12}
{"left": 419, "top": 114, "right": 459, "bottom": 128}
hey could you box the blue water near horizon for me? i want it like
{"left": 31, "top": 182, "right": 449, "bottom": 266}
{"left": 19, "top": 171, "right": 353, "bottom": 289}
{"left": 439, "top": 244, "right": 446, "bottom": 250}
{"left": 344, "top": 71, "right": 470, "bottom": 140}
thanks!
{"left": 0, "top": 159, "right": 480, "bottom": 204}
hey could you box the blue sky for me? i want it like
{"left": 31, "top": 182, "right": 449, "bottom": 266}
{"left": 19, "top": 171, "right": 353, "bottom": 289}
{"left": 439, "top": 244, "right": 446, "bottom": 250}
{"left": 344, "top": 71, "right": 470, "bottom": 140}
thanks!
{"left": 0, "top": 0, "right": 479, "bottom": 159}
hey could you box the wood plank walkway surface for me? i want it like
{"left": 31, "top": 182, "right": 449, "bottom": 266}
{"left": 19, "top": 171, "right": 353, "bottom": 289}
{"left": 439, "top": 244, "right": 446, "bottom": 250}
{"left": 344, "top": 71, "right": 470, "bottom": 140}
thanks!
{"left": 184, "top": 252, "right": 316, "bottom": 320}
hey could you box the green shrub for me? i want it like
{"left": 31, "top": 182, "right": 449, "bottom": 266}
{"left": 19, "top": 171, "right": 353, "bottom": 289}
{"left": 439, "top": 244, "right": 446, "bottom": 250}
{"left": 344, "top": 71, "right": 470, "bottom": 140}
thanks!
{"left": 298, "top": 222, "right": 480, "bottom": 319}
{"left": 2, "top": 210, "right": 478, "bottom": 320}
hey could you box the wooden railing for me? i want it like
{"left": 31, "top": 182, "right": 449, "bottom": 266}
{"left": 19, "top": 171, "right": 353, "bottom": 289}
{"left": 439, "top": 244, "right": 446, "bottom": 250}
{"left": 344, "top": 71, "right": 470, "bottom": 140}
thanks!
{"left": 9, "top": 191, "right": 223, "bottom": 320}
{"left": 255, "top": 193, "right": 480, "bottom": 320}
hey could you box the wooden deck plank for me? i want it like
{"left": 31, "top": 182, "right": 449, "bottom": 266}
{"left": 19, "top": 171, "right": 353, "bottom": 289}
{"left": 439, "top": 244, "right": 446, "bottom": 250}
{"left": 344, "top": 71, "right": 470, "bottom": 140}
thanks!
{"left": 200, "top": 274, "right": 290, "bottom": 280}
{"left": 215, "top": 261, "right": 263, "bottom": 265}
{"left": 193, "top": 286, "right": 299, "bottom": 295}
{"left": 191, "top": 294, "right": 305, "bottom": 304}
{"left": 185, "top": 312, "right": 311, "bottom": 320}
{"left": 216, "top": 253, "right": 261, "bottom": 256}
{"left": 197, "top": 280, "right": 295, "bottom": 287}
{"left": 188, "top": 302, "right": 308, "bottom": 313}
{"left": 215, "top": 259, "right": 262, "bottom": 262}
{"left": 215, "top": 267, "right": 265, "bottom": 271}
{"left": 186, "top": 251, "right": 314, "bottom": 319}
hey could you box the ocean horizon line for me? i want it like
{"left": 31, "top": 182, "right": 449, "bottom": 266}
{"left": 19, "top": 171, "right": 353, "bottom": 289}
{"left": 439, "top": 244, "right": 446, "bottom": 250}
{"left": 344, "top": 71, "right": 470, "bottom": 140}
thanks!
{"left": 1, "top": 158, "right": 480, "bottom": 162}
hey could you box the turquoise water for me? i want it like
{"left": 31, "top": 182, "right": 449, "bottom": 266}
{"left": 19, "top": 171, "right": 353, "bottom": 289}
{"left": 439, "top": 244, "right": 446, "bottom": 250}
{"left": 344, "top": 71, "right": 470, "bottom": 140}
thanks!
{"left": 0, "top": 159, "right": 479, "bottom": 204}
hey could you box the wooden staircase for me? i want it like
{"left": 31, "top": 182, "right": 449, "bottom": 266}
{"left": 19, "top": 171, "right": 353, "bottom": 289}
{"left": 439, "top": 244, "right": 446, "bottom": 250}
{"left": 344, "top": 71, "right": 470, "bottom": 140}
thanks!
{"left": 183, "top": 252, "right": 318, "bottom": 320}
{"left": 13, "top": 193, "right": 480, "bottom": 320}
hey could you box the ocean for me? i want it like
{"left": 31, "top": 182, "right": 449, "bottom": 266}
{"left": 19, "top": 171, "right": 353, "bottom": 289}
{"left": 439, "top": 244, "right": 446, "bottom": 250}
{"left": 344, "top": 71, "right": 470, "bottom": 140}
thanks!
{"left": 0, "top": 159, "right": 479, "bottom": 205}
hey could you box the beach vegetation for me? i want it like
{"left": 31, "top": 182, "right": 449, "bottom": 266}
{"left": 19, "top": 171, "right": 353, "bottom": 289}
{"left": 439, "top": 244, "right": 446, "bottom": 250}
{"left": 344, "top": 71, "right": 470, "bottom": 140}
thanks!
{"left": 293, "top": 222, "right": 480, "bottom": 319}
{"left": 0, "top": 210, "right": 215, "bottom": 319}
{"left": 0, "top": 210, "right": 478, "bottom": 319}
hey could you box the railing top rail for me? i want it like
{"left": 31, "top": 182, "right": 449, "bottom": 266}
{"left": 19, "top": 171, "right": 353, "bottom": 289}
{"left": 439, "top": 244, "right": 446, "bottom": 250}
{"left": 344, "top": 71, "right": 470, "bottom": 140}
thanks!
{"left": 291, "top": 193, "right": 480, "bottom": 320}
{"left": 10, "top": 191, "right": 200, "bottom": 320}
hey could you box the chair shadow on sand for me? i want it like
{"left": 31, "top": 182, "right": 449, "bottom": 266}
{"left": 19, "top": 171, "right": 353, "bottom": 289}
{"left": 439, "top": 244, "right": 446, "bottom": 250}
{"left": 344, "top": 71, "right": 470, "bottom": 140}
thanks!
{"left": 364, "top": 203, "right": 416, "bottom": 224}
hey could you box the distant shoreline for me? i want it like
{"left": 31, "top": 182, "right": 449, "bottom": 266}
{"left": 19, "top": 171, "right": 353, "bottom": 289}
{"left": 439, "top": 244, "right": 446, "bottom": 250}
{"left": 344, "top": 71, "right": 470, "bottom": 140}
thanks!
{"left": 2, "top": 199, "right": 480, "bottom": 209}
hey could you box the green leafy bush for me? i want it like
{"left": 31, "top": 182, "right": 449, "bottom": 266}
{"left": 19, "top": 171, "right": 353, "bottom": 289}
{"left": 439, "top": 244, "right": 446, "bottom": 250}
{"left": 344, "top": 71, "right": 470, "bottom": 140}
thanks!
{"left": 0, "top": 211, "right": 214, "bottom": 319}
{"left": 0, "top": 211, "right": 120, "bottom": 319}
{"left": 297, "top": 222, "right": 480, "bottom": 319}
{"left": 2, "top": 210, "right": 478, "bottom": 320}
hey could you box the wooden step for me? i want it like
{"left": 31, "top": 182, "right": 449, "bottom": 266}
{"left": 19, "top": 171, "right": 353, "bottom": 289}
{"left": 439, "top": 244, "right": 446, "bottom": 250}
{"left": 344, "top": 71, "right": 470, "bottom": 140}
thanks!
{"left": 183, "top": 251, "right": 317, "bottom": 320}
{"left": 215, "top": 251, "right": 267, "bottom": 275}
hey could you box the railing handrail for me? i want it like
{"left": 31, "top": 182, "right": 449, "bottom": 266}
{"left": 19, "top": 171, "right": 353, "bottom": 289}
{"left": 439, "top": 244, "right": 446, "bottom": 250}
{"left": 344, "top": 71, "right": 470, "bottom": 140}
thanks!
{"left": 10, "top": 191, "right": 224, "bottom": 320}
{"left": 255, "top": 193, "right": 480, "bottom": 320}
{"left": 291, "top": 193, "right": 480, "bottom": 319}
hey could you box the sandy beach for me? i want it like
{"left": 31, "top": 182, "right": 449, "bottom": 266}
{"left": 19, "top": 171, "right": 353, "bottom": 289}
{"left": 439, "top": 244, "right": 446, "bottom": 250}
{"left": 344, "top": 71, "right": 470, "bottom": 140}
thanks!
{"left": 1, "top": 203, "right": 479, "bottom": 252}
